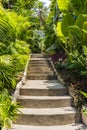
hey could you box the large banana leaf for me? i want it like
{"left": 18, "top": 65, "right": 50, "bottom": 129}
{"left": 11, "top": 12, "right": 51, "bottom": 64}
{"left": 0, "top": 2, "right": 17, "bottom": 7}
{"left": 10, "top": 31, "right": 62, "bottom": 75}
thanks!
{"left": 57, "top": 0, "right": 70, "bottom": 12}
{"left": 83, "top": 21, "right": 87, "bottom": 30}
{"left": 56, "top": 21, "right": 66, "bottom": 43}
{"left": 68, "top": 25, "right": 83, "bottom": 40}
{"left": 61, "top": 13, "right": 75, "bottom": 36}
{"left": 76, "top": 14, "right": 87, "bottom": 28}
{"left": 71, "top": 0, "right": 87, "bottom": 14}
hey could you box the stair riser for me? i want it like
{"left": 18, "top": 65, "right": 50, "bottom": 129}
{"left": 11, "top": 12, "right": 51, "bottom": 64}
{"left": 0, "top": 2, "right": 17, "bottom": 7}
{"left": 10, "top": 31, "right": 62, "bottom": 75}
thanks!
{"left": 28, "top": 66, "right": 53, "bottom": 70}
{"left": 17, "top": 99, "right": 72, "bottom": 108}
{"left": 31, "top": 55, "right": 46, "bottom": 58}
{"left": 27, "top": 72, "right": 55, "bottom": 75}
{"left": 20, "top": 89, "right": 67, "bottom": 96}
{"left": 29, "top": 60, "right": 51, "bottom": 65}
{"left": 30, "top": 64, "right": 52, "bottom": 68}
{"left": 16, "top": 113, "right": 76, "bottom": 125}
{"left": 27, "top": 76, "right": 57, "bottom": 80}
{"left": 29, "top": 61, "right": 51, "bottom": 66}
{"left": 28, "top": 68, "right": 53, "bottom": 72}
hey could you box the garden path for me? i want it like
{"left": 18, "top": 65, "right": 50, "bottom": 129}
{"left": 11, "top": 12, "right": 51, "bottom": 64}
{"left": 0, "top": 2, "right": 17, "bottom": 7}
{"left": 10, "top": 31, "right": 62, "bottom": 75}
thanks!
{"left": 11, "top": 54, "right": 87, "bottom": 130}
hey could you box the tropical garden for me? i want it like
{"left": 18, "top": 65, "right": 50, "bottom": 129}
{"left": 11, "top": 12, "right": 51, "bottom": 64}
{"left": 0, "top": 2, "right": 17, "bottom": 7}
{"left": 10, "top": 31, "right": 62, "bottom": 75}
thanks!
{"left": 0, "top": 0, "right": 87, "bottom": 129}
{"left": 46, "top": 0, "right": 87, "bottom": 117}
{"left": 0, "top": 0, "right": 45, "bottom": 129}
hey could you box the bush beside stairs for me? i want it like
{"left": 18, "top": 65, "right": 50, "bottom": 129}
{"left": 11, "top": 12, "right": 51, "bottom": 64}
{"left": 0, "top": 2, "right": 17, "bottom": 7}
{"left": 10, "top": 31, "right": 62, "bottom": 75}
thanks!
{"left": 11, "top": 54, "right": 86, "bottom": 130}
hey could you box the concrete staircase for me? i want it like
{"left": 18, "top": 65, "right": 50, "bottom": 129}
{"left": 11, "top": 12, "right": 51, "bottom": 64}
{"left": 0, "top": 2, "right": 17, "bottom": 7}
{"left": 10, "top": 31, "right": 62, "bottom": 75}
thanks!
{"left": 27, "top": 55, "right": 57, "bottom": 80}
{"left": 11, "top": 54, "right": 82, "bottom": 129}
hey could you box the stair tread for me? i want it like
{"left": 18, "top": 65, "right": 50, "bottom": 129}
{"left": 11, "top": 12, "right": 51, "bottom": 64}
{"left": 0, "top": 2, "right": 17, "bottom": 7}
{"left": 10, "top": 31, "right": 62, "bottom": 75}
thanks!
{"left": 18, "top": 107, "right": 76, "bottom": 115}
{"left": 28, "top": 72, "right": 54, "bottom": 74}
{"left": 28, "top": 73, "right": 55, "bottom": 77}
{"left": 11, "top": 124, "right": 86, "bottom": 130}
{"left": 28, "top": 74, "right": 55, "bottom": 76}
{"left": 21, "top": 80, "right": 66, "bottom": 89}
{"left": 18, "top": 96, "right": 71, "bottom": 100}
{"left": 31, "top": 58, "right": 50, "bottom": 60}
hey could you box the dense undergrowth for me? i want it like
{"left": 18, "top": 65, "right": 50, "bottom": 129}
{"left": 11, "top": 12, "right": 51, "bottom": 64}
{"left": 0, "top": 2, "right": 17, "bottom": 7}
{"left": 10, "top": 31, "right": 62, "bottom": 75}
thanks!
{"left": 0, "top": 0, "right": 44, "bottom": 129}
{"left": 43, "top": 0, "right": 87, "bottom": 111}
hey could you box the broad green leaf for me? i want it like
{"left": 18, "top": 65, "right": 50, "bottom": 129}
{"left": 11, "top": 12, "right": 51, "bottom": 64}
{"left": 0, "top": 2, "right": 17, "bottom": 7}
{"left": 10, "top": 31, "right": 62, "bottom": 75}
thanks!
{"left": 76, "top": 14, "right": 87, "bottom": 28}
{"left": 83, "top": 21, "right": 87, "bottom": 30}
{"left": 61, "top": 13, "right": 75, "bottom": 36}
{"left": 68, "top": 25, "right": 82, "bottom": 39}
{"left": 57, "top": 0, "right": 70, "bottom": 11}
{"left": 82, "top": 29, "right": 87, "bottom": 42}
{"left": 80, "top": 91, "right": 87, "bottom": 98}
{"left": 56, "top": 21, "right": 66, "bottom": 43}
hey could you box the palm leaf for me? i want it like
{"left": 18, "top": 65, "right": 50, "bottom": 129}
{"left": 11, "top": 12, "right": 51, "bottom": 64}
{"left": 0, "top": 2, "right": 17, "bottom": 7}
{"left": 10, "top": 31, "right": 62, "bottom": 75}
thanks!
{"left": 80, "top": 91, "right": 87, "bottom": 98}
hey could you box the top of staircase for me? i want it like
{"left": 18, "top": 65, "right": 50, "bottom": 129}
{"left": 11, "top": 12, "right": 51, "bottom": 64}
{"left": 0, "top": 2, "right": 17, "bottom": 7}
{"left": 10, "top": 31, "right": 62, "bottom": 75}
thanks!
{"left": 31, "top": 54, "right": 47, "bottom": 58}
{"left": 30, "top": 58, "right": 50, "bottom": 61}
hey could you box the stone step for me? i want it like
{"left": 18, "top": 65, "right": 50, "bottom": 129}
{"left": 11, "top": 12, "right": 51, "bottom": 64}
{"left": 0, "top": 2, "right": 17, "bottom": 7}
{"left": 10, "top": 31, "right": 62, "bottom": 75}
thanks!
{"left": 11, "top": 123, "right": 87, "bottom": 130}
{"left": 27, "top": 75, "right": 57, "bottom": 80}
{"left": 20, "top": 80, "right": 67, "bottom": 96}
{"left": 28, "top": 66, "right": 53, "bottom": 72}
{"left": 29, "top": 64, "right": 51, "bottom": 67}
{"left": 17, "top": 96, "right": 72, "bottom": 108}
{"left": 15, "top": 107, "right": 77, "bottom": 126}
{"left": 31, "top": 58, "right": 49, "bottom": 60}
{"left": 31, "top": 54, "right": 46, "bottom": 58}
{"left": 28, "top": 65, "right": 53, "bottom": 70}
{"left": 29, "top": 60, "right": 50, "bottom": 64}
{"left": 27, "top": 71, "right": 55, "bottom": 75}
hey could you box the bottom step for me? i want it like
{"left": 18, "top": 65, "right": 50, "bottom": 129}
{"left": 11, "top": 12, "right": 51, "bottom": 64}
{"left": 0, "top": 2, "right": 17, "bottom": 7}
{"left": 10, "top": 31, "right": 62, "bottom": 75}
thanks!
{"left": 11, "top": 124, "right": 87, "bottom": 130}
{"left": 16, "top": 107, "right": 78, "bottom": 126}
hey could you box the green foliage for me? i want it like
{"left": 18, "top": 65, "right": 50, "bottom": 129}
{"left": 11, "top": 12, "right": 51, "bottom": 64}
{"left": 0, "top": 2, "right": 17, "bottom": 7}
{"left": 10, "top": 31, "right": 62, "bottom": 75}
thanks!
{"left": 57, "top": 0, "right": 87, "bottom": 54}
{"left": 71, "top": 0, "right": 87, "bottom": 14}
{"left": 0, "top": 90, "right": 21, "bottom": 129}
{"left": 0, "top": 0, "right": 45, "bottom": 128}
{"left": 0, "top": 54, "right": 29, "bottom": 92}
{"left": 0, "top": 7, "right": 16, "bottom": 44}
{"left": 12, "top": 54, "right": 29, "bottom": 73}
{"left": 0, "top": 55, "right": 16, "bottom": 91}
{"left": 65, "top": 46, "right": 87, "bottom": 77}
{"left": 80, "top": 91, "right": 87, "bottom": 115}
{"left": 9, "top": 40, "right": 30, "bottom": 55}
{"left": 76, "top": 14, "right": 87, "bottom": 28}
{"left": 0, "top": 8, "right": 31, "bottom": 55}
{"left": 61, "top": 13, "right": 75, "bottom": 36}
{"left": 13, "top": 0, "right": 39, "bottom": 14}
{"left": 57, "top": 0, "right": 70, "bottom": 12}
{"left": 44, "top": 0, "right": 60, "bottom": 53}
{"left": 80, "top": 91, "right": 87, "bottom": 98}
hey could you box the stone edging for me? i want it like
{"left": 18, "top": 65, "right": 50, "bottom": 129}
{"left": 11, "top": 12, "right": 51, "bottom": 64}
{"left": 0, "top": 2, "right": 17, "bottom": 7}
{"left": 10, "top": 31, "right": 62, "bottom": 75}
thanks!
{"left": 12, "top": 54, "right": 31, "bottom": 102}
{"left": 49, "top": 58, "right": 64, "bottom": 84}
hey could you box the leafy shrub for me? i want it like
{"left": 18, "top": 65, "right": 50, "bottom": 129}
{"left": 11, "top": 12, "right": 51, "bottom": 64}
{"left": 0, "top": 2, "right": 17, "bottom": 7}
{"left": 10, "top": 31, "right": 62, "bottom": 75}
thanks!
{"left": 0, "top": 55, "right": 16, "bottom": 92}
{"left": 8, "top": 40, "right": 31, "bottom": 55}
{"left": 0, "top": 90, "right": 21, "bottom": 129}
{"left": 0, "top": 54, "right": 29, "bottom": 92}
{"left": 12, "top": 54, "right": 29, "bottom": 73}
